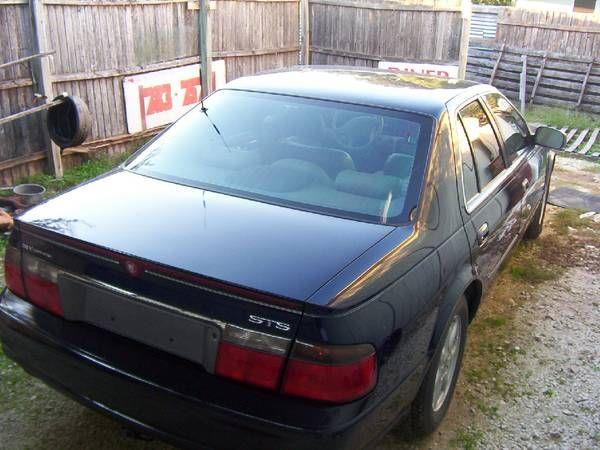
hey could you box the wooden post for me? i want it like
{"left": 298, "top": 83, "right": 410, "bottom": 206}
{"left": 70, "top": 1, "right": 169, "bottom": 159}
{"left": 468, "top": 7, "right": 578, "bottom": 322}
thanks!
{"left": 457, "top": 0, "right": 471, "bottom": 80}
{"left": 489, "top": 43, "right": 505, "bottom": 85}
{"left": 198, "top": 0, "right": 212, "bottom": 98}
{"left": 530, "top": 52, "right": 546, "bottom": 105}
{"left": 519, "top": 54, "right": 527, "bottom": 114}
{"left": 577, "top": 60, "right": 593, "bottom": 108}
{"left": 29, "top": 0, "right": 63, "bottom": 178}
{"left": 299, "top": 0, "right": 310, "bottom": 65}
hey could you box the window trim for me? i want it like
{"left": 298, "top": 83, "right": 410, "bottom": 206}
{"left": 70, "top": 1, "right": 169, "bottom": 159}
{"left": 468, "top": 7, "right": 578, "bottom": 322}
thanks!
{"left": 481, "top": 92, "right": 532, "bottom": 164}
{"left": 450, "top": 92, "right": 527, "bottom": 215}
{"left": 456, "top": 115, "right": 481, "bottom": 200}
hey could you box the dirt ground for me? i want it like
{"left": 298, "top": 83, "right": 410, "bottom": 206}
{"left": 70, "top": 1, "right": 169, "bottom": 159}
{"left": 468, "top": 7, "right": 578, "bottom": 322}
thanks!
{"left": 1, "top": 156, "right": 599, "bottom": 450}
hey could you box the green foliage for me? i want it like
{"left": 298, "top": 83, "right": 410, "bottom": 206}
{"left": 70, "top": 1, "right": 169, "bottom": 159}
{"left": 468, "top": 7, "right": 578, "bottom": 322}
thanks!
{"left": 509, "top": 265, "right": 558, "bottom": 283}
{"left": 481, "top": 316, "right": 507, "bottom": 328}
{"left": 18, "top": 153, "right": 130, "bottom": 194}
{"left": 451, "top": 427, "right": 485, "bottom": 450}
{"left": 543, "top": 388, "right": 556, "bottom": 397}
{"left": 551, "top": 209, "right": 592, "bottom": 235}
{"left": 525, "top": 106, "right": 600, "bottom": 130}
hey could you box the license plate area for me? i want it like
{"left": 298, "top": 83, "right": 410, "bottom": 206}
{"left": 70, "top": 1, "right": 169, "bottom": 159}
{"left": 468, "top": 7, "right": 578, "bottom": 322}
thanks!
{"left": 58, "top": 274, "right": 222, "bottom": 372}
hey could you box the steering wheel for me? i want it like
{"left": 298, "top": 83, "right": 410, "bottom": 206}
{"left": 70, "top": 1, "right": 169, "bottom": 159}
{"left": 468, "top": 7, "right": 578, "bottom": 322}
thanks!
{"left": 327, "top": 111, "right": 384, "bottom": 151}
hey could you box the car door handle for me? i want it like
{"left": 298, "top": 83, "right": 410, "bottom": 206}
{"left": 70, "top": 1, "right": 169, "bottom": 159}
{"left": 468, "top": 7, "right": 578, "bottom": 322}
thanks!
{"left": 477, "top": 222, "right": 489, "bottom": 245}
{"left": 522, "top": 178, "right": 529, "bottom": 192}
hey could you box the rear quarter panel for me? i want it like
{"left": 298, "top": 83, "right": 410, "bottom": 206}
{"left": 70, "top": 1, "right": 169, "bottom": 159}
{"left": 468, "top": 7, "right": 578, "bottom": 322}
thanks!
{"left": 297, "top": 113, "right": 472, "bottom": 441}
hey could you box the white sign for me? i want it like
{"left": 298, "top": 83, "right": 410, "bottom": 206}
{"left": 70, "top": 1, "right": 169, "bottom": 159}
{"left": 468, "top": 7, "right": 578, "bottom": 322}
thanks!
{"left": 378, "top": 61, "right": 459, "bottom": 79}
{"left": 123, "top": 60, "right": 226, "bottom": 133}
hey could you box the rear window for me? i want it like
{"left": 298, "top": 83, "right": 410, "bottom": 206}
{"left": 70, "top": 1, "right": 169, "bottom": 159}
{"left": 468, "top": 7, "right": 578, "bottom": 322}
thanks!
{"left": 125, "top": 90, "right": 433, "bottom": 224}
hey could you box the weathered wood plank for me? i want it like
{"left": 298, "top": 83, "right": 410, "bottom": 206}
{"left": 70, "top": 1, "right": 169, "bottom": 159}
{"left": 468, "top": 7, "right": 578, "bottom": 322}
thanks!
{"left": 309, "top": 0, "right": 462, "bottom": 12}
{"left": 530, "top": 52, "right": 546, "bottom": 104}
{"left": 489, "top": 43, "right": 504, "bottom": 84}
{"left": 497, "top": 19, "right": 600, "bottom": 35}
{"left": 577, "top": 61, "right": 594, "bottom": 107}
{"left": 565, "top": 129, "right": 578, "bottom": 144}
{"left": 578, "top": 128, "right": 599, "bottom": 155}
{"left": 30, "top": 0, "right": 63, "bottom": 177}
{"left": 519, "top": 54, "right": 527, "bottom": 112}
{"left": 565, "top": 129, "right": 589, "bottom": 153}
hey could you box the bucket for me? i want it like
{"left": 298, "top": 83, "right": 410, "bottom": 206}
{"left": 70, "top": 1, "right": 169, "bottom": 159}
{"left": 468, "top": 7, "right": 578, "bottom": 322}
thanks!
{"left": 13, "top": 183, "right": 46, "bottom": 207}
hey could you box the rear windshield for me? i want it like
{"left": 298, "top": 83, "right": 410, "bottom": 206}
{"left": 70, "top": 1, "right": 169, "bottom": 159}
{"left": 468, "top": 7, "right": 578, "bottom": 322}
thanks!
{"left": 125, "top": 90, "right": 433, "bottom": 224}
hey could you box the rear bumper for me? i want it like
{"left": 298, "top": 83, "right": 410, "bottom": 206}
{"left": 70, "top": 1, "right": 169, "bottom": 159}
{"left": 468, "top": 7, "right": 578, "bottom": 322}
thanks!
{"left": 0, "top": 290, "right": 417, "bottom": 450}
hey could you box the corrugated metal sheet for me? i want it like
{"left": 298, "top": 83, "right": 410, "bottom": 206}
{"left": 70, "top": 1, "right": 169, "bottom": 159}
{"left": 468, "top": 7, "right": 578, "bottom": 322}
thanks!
{"left": 470, "top": 5, "right": 500, "bottom": 40}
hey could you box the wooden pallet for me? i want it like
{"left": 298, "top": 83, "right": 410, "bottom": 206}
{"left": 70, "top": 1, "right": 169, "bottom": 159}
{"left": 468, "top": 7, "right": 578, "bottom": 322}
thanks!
{"left": 557, "top": 127, "right": 600, "bottom": 158}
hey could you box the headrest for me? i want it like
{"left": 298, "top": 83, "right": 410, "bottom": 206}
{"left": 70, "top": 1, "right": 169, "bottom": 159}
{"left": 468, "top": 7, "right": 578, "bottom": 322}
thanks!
{"left": 335, "top": 170, "right": 406, "bottom": 199}
{"left": 383, "top": 153, "right": 413, "bottom": 179}
{"left": 271, "top": 159, "right": 332, "bottom": 186}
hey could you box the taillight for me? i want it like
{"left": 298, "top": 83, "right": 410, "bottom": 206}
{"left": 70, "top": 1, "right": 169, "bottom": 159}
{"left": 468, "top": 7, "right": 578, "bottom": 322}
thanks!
{"left": 215, "top": 324, "right": 289, "bottom": 390}
{"left": 5, "top": 243, "right": 26, "bottom": 298}
{"left": 282, "top": 341, "right": 377, "bottom": 403}
{"left": 22, "top": 253, "right": 63, "bottom": 317}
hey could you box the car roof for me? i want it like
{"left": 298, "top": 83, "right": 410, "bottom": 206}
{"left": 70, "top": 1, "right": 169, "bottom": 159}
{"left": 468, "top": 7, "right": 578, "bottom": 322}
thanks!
{"left": 222, "top": 66, "right": 492, "bottom": 118}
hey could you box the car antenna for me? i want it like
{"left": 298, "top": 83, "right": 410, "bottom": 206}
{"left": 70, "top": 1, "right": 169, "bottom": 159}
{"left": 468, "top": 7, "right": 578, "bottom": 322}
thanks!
{"left": 197, "top": 69, "right": 231, "bottom": 152}
{"left": 199, "top": 63, "right": 208, "bottom": 112}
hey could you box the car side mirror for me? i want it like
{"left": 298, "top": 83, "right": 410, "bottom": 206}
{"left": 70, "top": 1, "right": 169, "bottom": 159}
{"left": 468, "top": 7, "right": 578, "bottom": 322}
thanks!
{"left": 534, "top": 126, "right": 566, "bottom": 150}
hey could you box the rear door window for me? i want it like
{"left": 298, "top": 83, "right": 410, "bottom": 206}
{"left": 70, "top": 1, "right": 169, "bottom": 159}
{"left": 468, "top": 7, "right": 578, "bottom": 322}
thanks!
{"left": 484, "top": 93, "right": 530, "bottom": 164}
{"left": 459, "top": 101, "right": 505, "bottom": 190}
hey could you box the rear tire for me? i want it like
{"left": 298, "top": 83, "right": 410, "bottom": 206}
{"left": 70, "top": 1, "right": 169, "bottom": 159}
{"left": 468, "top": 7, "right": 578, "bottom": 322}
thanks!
{"left": 410, "top": 295, "right": 468, "bottom": 436}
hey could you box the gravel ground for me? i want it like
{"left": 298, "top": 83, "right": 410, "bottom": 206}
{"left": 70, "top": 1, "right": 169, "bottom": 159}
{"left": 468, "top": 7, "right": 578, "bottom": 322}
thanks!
{"left": 1, "top": 157, "right": 599, "bottom": 450}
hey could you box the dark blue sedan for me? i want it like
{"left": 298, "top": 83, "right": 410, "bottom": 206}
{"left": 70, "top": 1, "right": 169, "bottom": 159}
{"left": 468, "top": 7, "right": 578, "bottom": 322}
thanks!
{"left": 0, "top": 67, "right": 564, "bottom": 449}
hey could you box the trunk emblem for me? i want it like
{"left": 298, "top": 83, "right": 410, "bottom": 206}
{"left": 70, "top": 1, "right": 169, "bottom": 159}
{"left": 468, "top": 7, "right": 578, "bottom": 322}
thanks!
{"left": 122, "top": 260, "right": 142, "bottom": 277}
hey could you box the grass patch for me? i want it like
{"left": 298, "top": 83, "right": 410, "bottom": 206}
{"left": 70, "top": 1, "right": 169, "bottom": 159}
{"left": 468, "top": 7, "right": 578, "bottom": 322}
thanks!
{"left": 17, "top": 153, "right": 130, "bottom": 195}
{"left": 476, "top": 400, "right": 499, "bottom": 418}
{"left": 525, "top": 106, "right": 600, "bottom": 130}
{"left": 551, "top": 209, "right": 592, "bottom": 235}
{"left": 543, "top": 388, "right": 556, "bottom": 398}
{"left": 525, "top": 106, "right": 600, "bottom": 154}
{"left": 509, "top": 264, "right": 558, "bottom": 283}
{"left": 451, "top": 427, "right": 485, "bottom": 450}
{"left": 481, "top": 316, "right": 507, "bottom": 328}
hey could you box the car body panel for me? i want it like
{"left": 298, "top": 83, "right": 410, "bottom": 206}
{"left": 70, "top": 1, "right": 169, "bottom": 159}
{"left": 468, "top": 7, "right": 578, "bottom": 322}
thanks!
{"left": 17, "top": 170, "right": 393, "bottom": 301}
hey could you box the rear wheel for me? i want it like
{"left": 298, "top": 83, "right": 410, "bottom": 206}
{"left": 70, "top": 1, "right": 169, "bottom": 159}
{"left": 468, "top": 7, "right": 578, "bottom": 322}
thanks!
{"left": 410, "top": 295, "right": 468, "bottom": 436}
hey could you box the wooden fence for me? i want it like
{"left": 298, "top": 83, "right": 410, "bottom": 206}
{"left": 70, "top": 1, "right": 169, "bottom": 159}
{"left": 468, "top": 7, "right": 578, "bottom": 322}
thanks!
{"left": 308, "top": 0, "right": 471, "bottom": 75}
{"left": 495, "top": 8, "right": 600, "bottom": 60}
{"left": 0, "top": 0, "right": 300, "bottom": 185}
{"left": 466, "top": 42, "right": 600, "bottom": 114}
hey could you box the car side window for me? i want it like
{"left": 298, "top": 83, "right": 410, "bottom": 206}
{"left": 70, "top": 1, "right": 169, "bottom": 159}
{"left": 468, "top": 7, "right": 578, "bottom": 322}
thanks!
{"left": 456, "top": 118, "right": 479, "bottom": 202}
{"left": 484, "top": 93, "right": 530, "bottom": 164}
{"left": 459, "top": 101, "right": 504, "bottom": 190}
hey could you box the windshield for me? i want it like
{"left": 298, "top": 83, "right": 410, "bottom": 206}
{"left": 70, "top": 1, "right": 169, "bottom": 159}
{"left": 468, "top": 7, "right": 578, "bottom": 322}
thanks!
{"left": 125, "top": 90, "right": 433, "bottom": 224}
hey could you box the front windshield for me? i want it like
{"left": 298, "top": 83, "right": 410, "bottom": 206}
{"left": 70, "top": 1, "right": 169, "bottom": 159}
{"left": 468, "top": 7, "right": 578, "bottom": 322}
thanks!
{"left": 125, "top": 90, "right": 433, "bottom": 224}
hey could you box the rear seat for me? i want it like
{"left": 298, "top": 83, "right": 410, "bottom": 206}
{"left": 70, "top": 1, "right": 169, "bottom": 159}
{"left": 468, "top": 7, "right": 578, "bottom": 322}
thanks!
{"left": 263, "top": 140, "right": 355, "bottom": 179}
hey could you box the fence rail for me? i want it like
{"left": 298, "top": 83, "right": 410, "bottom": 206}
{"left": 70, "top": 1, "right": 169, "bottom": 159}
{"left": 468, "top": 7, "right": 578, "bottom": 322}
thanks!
{"left": 308, "top": 0, "right": 470, "bottom": 75}
{"left": 466, "top": 42, "right": 600, "bottom": 115}
{"left": 495, "top": 8, "right": 600, "bottom": 60}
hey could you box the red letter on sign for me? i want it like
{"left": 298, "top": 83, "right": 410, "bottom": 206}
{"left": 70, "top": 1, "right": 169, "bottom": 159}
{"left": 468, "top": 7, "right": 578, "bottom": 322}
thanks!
{"left": 140, "top": 84, "right": 172, "bottom": 116}
{"left": 181, "top": 77, "right": 201, "bottom": 106}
